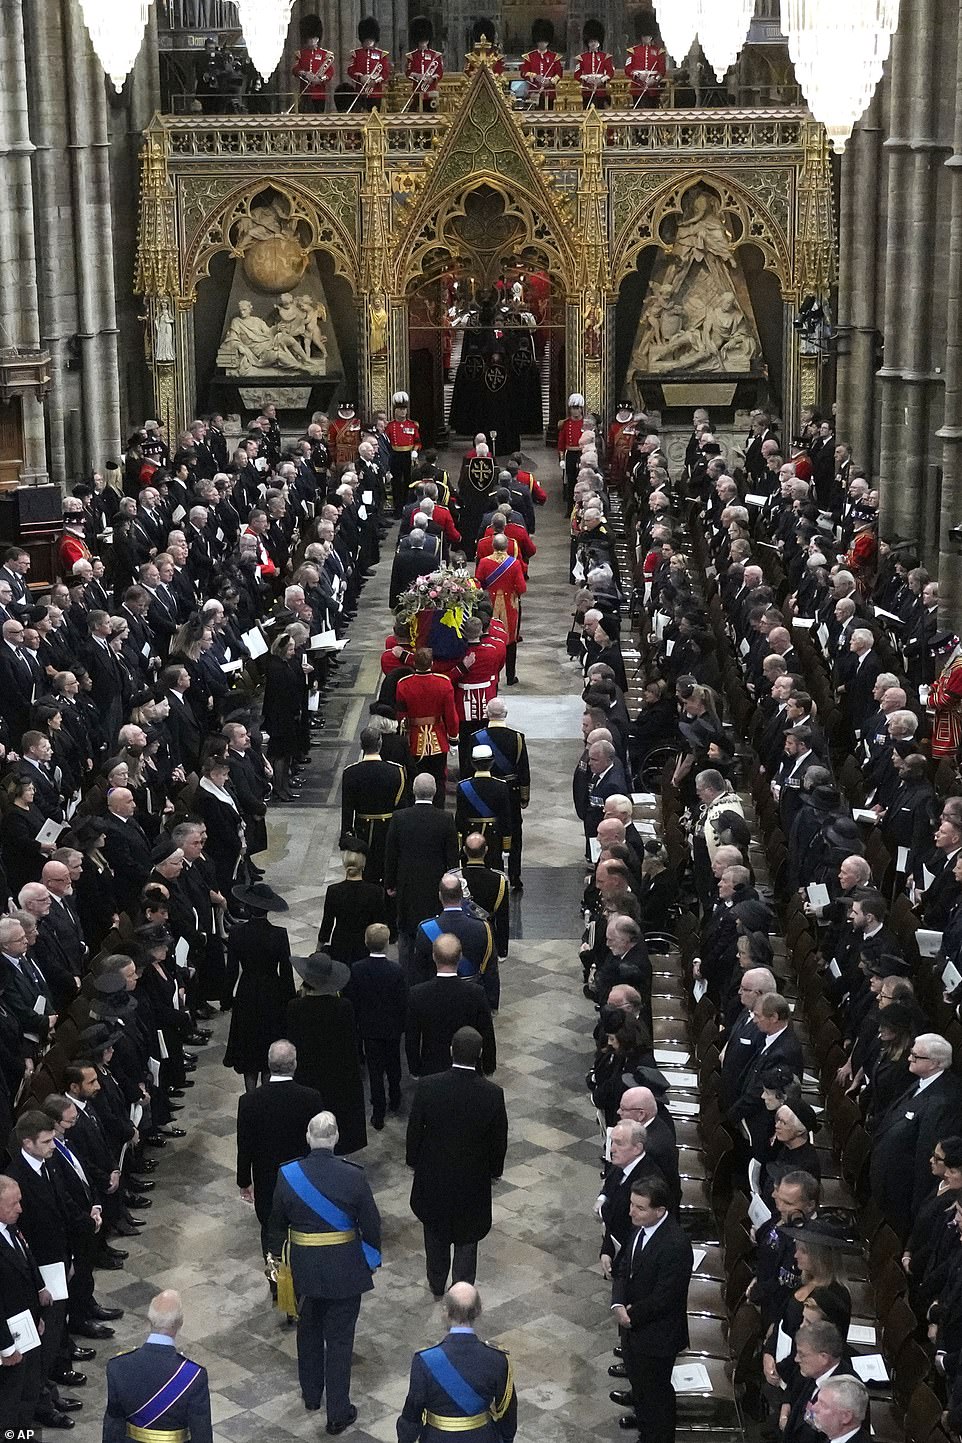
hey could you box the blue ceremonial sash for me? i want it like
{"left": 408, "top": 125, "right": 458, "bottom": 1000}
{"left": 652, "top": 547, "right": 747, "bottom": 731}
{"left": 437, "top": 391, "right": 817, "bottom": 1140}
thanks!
{"left": 420, "top": 1346, "right": 487, "bottom": 1416}
{"left": 479, "top": 556, "right": 515, "bottom": 589}
{"left": 474, "top": 729, "right": 512, "bottom": 778}
{"left": 421, "top": 919, "right": 442, "bottom": 942}
{"left": 129, "top": 1357, "right": 202, "bottom": 1427}
{"left": 281, "top": 1161, "right": 381, "bottom": 1270}
{"left": 460, "top": 780, "right": 495, "bottom": 820}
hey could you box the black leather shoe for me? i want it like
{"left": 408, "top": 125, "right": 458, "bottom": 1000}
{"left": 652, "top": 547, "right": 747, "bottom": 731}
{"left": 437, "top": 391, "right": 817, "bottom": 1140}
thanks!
{"left": 612, "top": 1346, "right": 623, "bottom": 1358}
{"left": 327, "top": 1405, "right": 358, "bottom": 1435}
{"left": 51, "top": 1370, "right": 86, "bottom": 1387}
{"left": 89, "top": 1304, "right": 124, "bottom": 1321}
{"left": 134, "top": 1157, "right": 159, "bottom": 1171}
{"left": 126, "top": 1178, "right": 155, "bottom": 1191}
{"left": 125, "top": 1195, "right": 152, "bottom": 1209}
{"left": 167, "top": 1087, "right": 186, "bottom": 1098}
{"left": 35, "top": 1409, "right": 74, "bottom": 1429}
{"left": 91, "top": 1252, "right": 124, "bottom": 1271}
{"left": 185, "top": 1033, "right": 208, "bottom": 1047}
{"left": 70, "top": 1321, "right": 115, "bottom": 1339}
{"left": 608, "top": 1363, "right": 628, "bottom": 1378}
{"left": 371, "top": 1115, "right": 384, "bottom": 1131}
{"left": 69, "top": 1346, "right": 95, "bottom": 1362}
{"left": 610, "top": 1390, "right": 634, "bottom": 1406}
{"left": 618, "top": 1417, "right": 640, "bottom": 1432}
{"left": 194, "top": 1003, "right": 215, "bottom": 1020}
{"left": 55, "top": 1398, "right": 83, "bottom": 1412}
{"left": 155, "top": 1127, "right": 186, "bottom": 1139}
{"left": 143, "top": 1135, "right": 167, "bottom": 1149}
{"left": 304, "top": 1402, "right": 320, "bottom": 1412}
{"left": 101, "top": 1245, "right": 128, "bottom": 1260}
{"left": 167, "top": 1102, "right": 185, "bottom": 1113}
{"left": 113, "top": 1221, "right": 141, "bottom": 1238}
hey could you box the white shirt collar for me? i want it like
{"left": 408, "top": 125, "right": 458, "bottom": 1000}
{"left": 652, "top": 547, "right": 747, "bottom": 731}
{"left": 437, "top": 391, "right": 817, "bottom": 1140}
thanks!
{"left": 19, "top": 1149, "right": 43, "bottom": 1175}
{"left": 268, "top": 1075, "right": 294, "bottom": 1082}
{"left": 915, "top": 1069, "right": 944, "bottom": 1094}
{"left": 762, "top": 1023, "right": 788, "bottom": 1050}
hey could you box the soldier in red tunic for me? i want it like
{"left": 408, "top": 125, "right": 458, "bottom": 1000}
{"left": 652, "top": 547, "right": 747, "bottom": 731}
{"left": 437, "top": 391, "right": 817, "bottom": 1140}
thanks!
{"left": 395, "top": 647, "right": 460, "bottom": 801}
{"left": 575, "top": 19, "right": 614, "bottom": 108}
{"left": 329, "top": 402, "right": 361, "bottom": 467}
{"left": 385, "top": 391, "right": 422, "bottom": 518}
{"left": 58, "top": 500, "right": 92, "bottom": 578}
{"left": 607, "top": 402, "right": 635, "bottom": 489}
{"left": 520, "top": 20, "right": 563, "bottom": 110}
{"left": 465, "top": 18, "right": 505, "bottom": 75}
{"left": 475, "top": 538, "right": 527, "bottom": 685}
{"left": 347, "top": 16, "right": 391, "bottom": 111}
{"left": 626, "top": 11, "right": 667, "bottom": 108}
{"left": 405, "top": 15, "right": 443, "bottom": 112}
{"left": 292, "top": 14, "right": 335, "bottom": 114}
{"left": 558, "top": 393, "right": 585, "bottom": 510}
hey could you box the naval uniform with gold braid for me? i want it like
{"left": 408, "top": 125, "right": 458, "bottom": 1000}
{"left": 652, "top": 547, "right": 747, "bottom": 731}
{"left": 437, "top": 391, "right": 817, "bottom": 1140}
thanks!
{"left": 397, "top": 1326, "right": 517, "bottom": 1441}
{"left": 102, "top": 1336, "right": 212, "bottom": 1443}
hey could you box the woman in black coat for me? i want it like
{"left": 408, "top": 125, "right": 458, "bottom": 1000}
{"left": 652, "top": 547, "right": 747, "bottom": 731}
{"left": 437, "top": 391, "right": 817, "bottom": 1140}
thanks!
{"left": 261, "top": 630, "right": 310, "bottom": 800}
{"left": 0, "top": 777, "right": 51, "bottom": 897}
{"left": 64, "top": 816, "right": 118, "bottom": 953}
{"left": 285, "top": 953, "right": 366, "bottom": 1154}
{"left": 194, "top": 757, "right": 246, "bottom": 896}
{"left": 223, "top": 883, "right": 295, "bottom": 1090}
{"left": 317, "top": 850, "right": 389, "bottom": 965}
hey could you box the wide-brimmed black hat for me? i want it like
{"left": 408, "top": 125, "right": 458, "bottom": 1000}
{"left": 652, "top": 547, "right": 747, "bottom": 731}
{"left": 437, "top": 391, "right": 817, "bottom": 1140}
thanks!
{"left": 733, "top": 899, "right": 773, "bottom": 933}
{"left": 92, "top": 971, "right": 129, "bottom": 995}
{"left": 231, "top": 881, "right": 288, "bottom": 913}
{"left": 90, "top": 992, "right": 136, "bottom": 1020}
{"left": 75, "top": 1024, "right": 122, "bottom": 1057}
{"left": 63, "top": 817, "right": 108, "bottom": 851}
{"left": 823, "top": 816, "right": 863, "bottom": 850}
{"left": 778, "top": 1215, "right": 857, "bottom": 1251}
{"left": 780, "top": 1098, "right": 819, "bottom": 1135}
{"left": 292, "top": 951, "right": 350, "bottom": 994}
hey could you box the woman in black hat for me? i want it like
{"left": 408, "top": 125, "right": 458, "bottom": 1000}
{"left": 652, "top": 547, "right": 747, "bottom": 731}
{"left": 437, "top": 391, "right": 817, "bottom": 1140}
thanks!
{"left": 863, "top": 997, "right": 917, "bottom": 1127}
{"left": 0, "top": 775, "right": 49, "bottom": 897}
{"left": 224, "top": 882, "right": 294, "bottom": 1092}
{"left": 903, "top": 1134, "right": 962, "bottom": 1290}
{"left": 285, "top": 953, "right": 366, "bottom": 1154}
{"left": 64, "top": 815, "right": 118, "bottom": 954}
{"left": 261, "top": 631, "right": 309, "bottom": 803}
{"left": 760, "top": 1097, "right": 821, "bottom": 1214}
{"left": 764, "top": 1220, "right": 852, "bottom": 1391}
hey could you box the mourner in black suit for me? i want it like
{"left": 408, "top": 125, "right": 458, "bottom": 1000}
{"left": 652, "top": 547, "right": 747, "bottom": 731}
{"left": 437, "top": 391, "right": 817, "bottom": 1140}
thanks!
{"left": 344, "top": 924, "right": 408, "bottom": 1129}
{"left": 384, "top": 777, "right": 458, "bottom": 948}
{"left": 610, "top": 1176, "right": 694, "bottom": 1443}
{"left": 780, "top": 1321, "right": 853, "bottom": 1443}
{"left": 101, "top": 791, "right": 154, "bottom": 912}
{"left": 867, "top": 1033, "right": 962, "bottom": 1236}
{"left": 405, "top": 935, "right": 496, "bottom": 1078}
{"left": 405, "top": 1028, "right": 508, "bottom": 1298}
{"left": 267, "top": 1111, "right": 381, "bottom": 1433}
{"left": 598, "top": 1121, "right": 670, "bottom": 1272}
{"left": 724, "top": 993, "right": 804, "bottom": 1155}
{"left": 235, "top": 1041, "right": 323, "bottom": 1257}
{"left": 809, "top": 1374, "right": 873, "bottom": 1443}
{"left": 0, "top": 1174, "right": 46, "bottom": 1433}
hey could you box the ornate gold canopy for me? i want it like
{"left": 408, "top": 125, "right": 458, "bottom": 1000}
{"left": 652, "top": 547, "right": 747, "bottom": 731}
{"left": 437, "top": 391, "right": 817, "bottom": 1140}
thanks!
{"left": 135, "top": 58, "right": 835, "bottom": 431}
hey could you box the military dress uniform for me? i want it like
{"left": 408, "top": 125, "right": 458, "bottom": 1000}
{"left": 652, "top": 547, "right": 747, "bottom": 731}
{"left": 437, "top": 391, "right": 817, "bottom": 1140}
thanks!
{"left": 292, "top": 15, "right": 335, "bottom": 113}
{"left": 103, "top": 1336, "right": 213, "bottom": 1443}
{"left": 558, "top": 395, "right": 585, "bottom": 509}
{"left": 463, "top": 857, "right": 510, "bottom": 958}
{"left": 455, "top": 770, "right": 512, "bottom": 873}
{"left": 329, "top": 407, "right": 361, "bottom": 467}
{"left": 626, "top": 40, "right": 666, "bottom": 106}
{"left": 340, "top": 755, "right": 408, "bottom": 882}
{"left": 268, "top": 1149, "right": 382, "bottom": 1430}
{"left": 471, "top": 723, "right": 530, "bottom": 888}
{"left": 347, "top": 18, "right": 390, "bottom": 109}
{"left": 406, "top": 18, "right": 444, "bottom": 111}
{"left": 386, "top": 393, "right": 423, "bottom": 516}
{"left": 520, "top": 22, "right": 562, "bottom": 109}
{"left": 575, "top": 21, "right": 614, "bottom": 107}
{"left": 397, "top": 1326, "right": 517, "bottom": 1442}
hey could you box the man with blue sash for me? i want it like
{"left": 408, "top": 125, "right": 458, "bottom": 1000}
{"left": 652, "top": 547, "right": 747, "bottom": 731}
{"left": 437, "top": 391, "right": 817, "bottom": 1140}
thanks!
{"left": 413, "top": 874, "right": 497, "bottom": 1007}
{"left": 454, "top": 745, "right": 512, "bottom": 874}
{"left": 103, "top": 1289, "right": 212, "bottom": 1443}
{"left": 267, "top": 1110, "right": 381, "bottom": 1434}
{"left": 397, "top": 1283, "right": 516, "bottom": 1442}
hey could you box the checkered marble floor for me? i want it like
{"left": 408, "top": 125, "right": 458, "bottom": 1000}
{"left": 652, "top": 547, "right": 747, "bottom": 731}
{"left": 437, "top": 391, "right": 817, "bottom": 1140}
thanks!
{"left": 81, "top": 447, "right": 700, "bottom": 1442}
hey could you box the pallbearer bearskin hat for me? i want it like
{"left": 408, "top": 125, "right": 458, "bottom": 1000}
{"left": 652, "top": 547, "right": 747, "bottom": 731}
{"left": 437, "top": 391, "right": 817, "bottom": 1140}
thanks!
{"left": 471, "top": 17, "right": 497, "bottom": 46}
{"left": 634, "top": 8, "right": 658, "bottom": 39}
{"left": 300, "top": 13, "right": 322, "bottom": 41}
{"left": 410, "top": 14, "right": 433, "bottom": 46}
{"left": 358, "top": 15, "right": 380, "bottom": 43}
{"left": 583, "top": 18, "right": 605, "bottom": 45}
{"left": 532, "top": 18, "right": 555, "bottom": 45}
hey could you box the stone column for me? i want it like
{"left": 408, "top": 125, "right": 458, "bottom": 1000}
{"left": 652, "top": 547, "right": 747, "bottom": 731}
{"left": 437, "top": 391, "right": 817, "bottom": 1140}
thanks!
{"left": 835, "top": 93, "right": 882, "bottom": 472}
{"left": 0, "top": 4, "right": 47, "bottom": 482}
{"left": 937, "top": 0, "right": 962, "bottom": 622}
{"left": 876, "top": 23, "right": 911, "bottom": 538}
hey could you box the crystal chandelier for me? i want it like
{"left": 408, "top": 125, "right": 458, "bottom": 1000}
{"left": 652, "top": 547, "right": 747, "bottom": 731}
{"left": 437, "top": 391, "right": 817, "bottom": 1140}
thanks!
{"left": 781, "top": 0, "right": 900, "bottom": 151}
{"left": 654, "top": 0, "right": 699, "bottom": 67}
{"left": 697, "top": 0, "right": 755, "bottom": 82}
{"left": 237, "top": 0, "right": 296, "bottom": 81}
{"left": 78, "top": 0, "right": 153, "bottom": 91}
